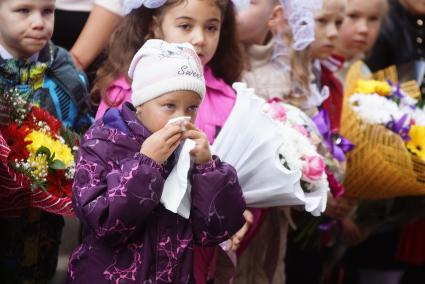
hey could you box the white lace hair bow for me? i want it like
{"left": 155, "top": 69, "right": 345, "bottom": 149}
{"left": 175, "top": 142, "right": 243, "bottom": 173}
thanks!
{"left": 280, "top": 0, "right": 323, "bottom": 51}
{"left": 231, "top": 0, "right": 322, "bottom": 51}
{"left": 122, "top": 0, "right": 167, "bottom": 14}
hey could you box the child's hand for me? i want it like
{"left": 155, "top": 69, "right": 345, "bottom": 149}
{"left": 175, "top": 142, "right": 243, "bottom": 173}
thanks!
{"left": 324, "top": 194, "right": 357, "bottom": 220}
{"left": 341, "top": 218, "right": 368, "bottom": 246}
{"left": 225, "top": 210, "right": 254, "bottom": 252}
{"left": 140, "top": 124, "right": 183, "bottom": 164}
{"left": 182, "top": 123, "right": 212, "bottom": 165}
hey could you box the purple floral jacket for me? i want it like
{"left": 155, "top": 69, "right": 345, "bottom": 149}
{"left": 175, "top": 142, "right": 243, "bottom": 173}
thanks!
{"left": 67, "top": 103, "right": 246, "bottom": 283}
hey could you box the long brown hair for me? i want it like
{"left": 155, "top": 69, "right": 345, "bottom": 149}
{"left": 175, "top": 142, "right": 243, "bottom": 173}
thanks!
{"left": 91, "top": 0, "right": 243, "bottom": 107}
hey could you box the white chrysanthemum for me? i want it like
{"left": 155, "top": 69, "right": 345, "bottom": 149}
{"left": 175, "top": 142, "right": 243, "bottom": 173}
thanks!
{"left": 349, "top": 93, "right": 405, "bottom": 124}
{"left": 278, "top": 122, "right": 319, "bottom": 171}
{"left": 412, "top": 106, "right": 425, "bottom": 126}
{"left": 400, "top": 93, "right": 418, "bottom": 107}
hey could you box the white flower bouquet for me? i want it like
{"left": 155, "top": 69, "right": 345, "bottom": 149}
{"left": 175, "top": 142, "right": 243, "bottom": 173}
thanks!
{"left": 212, "top": 83, "right": 329, "bottom": 216}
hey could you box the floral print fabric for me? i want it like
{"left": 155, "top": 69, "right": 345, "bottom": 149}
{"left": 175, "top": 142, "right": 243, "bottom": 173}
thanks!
{"left": 67, "top": 103, "right": 245, "bottom": 283}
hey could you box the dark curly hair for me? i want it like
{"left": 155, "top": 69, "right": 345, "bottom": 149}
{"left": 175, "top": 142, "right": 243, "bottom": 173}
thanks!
{"left": 91, "top": 0, "right": 243, "bottom": 107}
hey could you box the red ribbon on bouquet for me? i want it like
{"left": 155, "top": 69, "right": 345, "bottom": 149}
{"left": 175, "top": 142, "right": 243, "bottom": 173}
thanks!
{"left": 0, "top": 130, "right": 74, "bottom": 217}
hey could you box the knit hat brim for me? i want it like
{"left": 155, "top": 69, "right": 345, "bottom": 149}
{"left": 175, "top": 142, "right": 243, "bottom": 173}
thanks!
{"left": 131, "top": 76, "right": 206, "bottom": 107}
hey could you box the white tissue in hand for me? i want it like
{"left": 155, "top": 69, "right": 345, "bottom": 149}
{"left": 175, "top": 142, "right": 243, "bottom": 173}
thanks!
{"left": 167, "top": 116, "right": 191, "bottom": 131}
{"left": 161, "top": 139, "right": 196, "bottom": 219}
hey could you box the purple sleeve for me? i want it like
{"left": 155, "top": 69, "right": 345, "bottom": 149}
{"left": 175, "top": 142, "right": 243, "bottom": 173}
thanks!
{"left": 190, "top": 156, "right": 246, "bottom": 246}
{"left": 72, "top": 139, "right": 164, "bottom": 245}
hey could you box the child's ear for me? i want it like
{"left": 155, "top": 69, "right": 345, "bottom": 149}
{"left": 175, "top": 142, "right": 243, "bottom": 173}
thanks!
{"left": 268, "top": 5, "right": 285, "bottom": 31}
{"left": 151, "top": 16, "right": 161, "bottom": 38}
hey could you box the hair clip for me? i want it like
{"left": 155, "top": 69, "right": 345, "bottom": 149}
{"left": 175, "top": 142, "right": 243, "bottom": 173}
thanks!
{"left": 122, "top": 0, "right": 168, "bottom": 15}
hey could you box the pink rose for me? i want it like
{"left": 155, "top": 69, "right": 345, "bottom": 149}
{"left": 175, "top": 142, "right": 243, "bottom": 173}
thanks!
{"left": 302, "top": 156, "right": 325, "bottom": 181}
{"left": 267, "top": 101, "right": 287, "bottom": 121}
{"left": 293, "top": 124, "right": 308, "bottom": 137}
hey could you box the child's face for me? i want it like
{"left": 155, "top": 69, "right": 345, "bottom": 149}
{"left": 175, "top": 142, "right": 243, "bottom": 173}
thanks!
{"left": 0, "top": 0, "right": 55, "bottom": 59}
{"left": 236, "top": 0, "right": 275, "bottom": 45}
{"left": 401, "top": 0, "right": 425, "bottom": 15}
{"left": 153, "top": 0, "right": 221, "bottom": 65}
{"left": 136, "top": 91, "right": 201, "bottom": 133}
{"left": 336, "top": 0, "right": 385, "bottom": 59}
{"left": 309, "top": 0, "right": 345, "bottom": 60}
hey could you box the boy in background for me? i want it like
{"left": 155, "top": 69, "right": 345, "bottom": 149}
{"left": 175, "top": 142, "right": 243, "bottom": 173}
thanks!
{"left": 0, "top": 0, "right": 92, "bottom": 282}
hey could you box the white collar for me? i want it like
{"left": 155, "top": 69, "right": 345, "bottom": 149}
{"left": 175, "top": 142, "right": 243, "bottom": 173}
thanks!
{"left": 0, "top": 44, "right": 39, "bottom": 62}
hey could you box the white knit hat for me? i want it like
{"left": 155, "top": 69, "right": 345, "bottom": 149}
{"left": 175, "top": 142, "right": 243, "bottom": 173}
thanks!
{"left": 128, "top": 39, "right": 206, "bottom": 107}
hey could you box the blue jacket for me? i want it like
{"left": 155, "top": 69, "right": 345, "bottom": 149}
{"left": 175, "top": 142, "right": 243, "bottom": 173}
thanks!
{"left": 0, "top": 41, "right": 93, "bottom": 132}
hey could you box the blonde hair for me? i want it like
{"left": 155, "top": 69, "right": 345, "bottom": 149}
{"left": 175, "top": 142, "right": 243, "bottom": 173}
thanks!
{"left": 240, "top": 0, "right": 312, "bottom": 106}
{"left": 285, "top": 33, "right": 311, "bottom": 107}
{"left": 271, "top": 0, "right": 312, "bottom": 106}
{"left": 378, "top": 0, "right": 390, "bottom": 22}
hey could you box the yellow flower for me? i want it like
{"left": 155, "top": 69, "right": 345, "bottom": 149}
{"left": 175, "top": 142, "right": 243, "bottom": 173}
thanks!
{"left": 25, "top": 130, "right": 74, "bottom": 167}
{"left": 406, "top": 125, "right": 425, "bottom": 161}
{"left": 355, "top": 80, "right": 392, "bottom": 96}
{"left": 27, "top": 152, "right": 49, "bottom": 179}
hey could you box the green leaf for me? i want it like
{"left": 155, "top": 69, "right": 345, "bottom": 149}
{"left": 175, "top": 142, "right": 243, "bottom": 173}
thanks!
{"left": 50, "top": 152, "right": 56, "bottom": 162}
{"left": 38, "top": 183, "right": 47, "bottom": 192}
{"left": 36, "top": 146, "right": 51, "bottom": 159}
{"left": 60, "top": 127, "right": 80, "bottom": 148}
{"left": 30, "top": 183, "right": 38, "bottom": 192}
{"left": 50, "top": 159, "right": 66, "bottom": 170}
{"left": 30, "top": 181, "right": 47, "bottom": 192}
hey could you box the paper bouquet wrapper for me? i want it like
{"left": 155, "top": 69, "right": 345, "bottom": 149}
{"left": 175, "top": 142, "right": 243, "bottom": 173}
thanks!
{"left": 340, "top": 61, "right": 425, "bottom": 199}
{"left": 211, "top": 83, "right": 328, "bottom": 216}
{"left": 0, "top": 131, "right": 74, "bottom": 217}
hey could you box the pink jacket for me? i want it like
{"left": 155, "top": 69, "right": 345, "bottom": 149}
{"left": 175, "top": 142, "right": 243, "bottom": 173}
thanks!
{"left": 195, "top": 67, "right": 235, "bottom": 142}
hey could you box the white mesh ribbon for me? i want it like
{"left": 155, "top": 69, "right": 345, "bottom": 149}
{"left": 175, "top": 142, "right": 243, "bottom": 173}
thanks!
{"left": 300, "top": 83, "right": 329, "bottom": 110}
{"left": 271, "top": 34, "right": 291, "bottom": 73}
{"left": 122, "top": 0, "right": 168, "bottom": 14}
{"left": 280, "top": 0, "right": 323, "bottom": 51}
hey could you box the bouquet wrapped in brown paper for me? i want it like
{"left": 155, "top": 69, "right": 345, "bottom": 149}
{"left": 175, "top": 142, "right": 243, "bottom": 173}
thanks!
{"left": 340, "top": 61, "right": 425, "bottom": 199}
